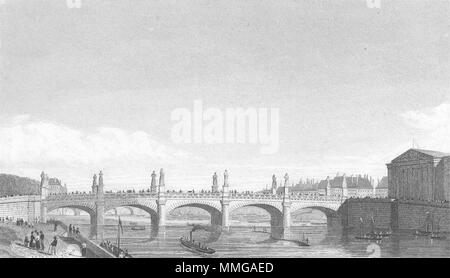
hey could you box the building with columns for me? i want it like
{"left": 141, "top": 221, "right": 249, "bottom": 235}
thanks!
{"left": 387, "top": 148, "right": 450, "bottom": 202}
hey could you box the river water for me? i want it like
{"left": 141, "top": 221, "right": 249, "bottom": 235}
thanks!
{"left": 51, "top": 208, "right": 450, "bottom": 258}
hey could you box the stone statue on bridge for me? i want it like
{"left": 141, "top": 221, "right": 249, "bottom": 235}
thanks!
{"left": 99, "top": 171, "right": 103, "bottom": 185}
{"left": 224, "top": 170, "right": 229, "bottom": 187}
{"left": 151, "top": 170, "right": 157, "bottom": 192}
{"left": 272, "top": 174, "right": 277, "bottom": 188}
{"left": 284, "top": 173, "right": 289, "bottom": 187}
{"left": 92, "top": 174, "right": 98, "bottom": 194}
{"left": 159, "top": 168, "right": 165, "bottom": 187}
{"left": 212, "top": 172, "right": 219, "bottom": 193}
{"left": 213, "top": 172, "right": 218, "bottom": 186}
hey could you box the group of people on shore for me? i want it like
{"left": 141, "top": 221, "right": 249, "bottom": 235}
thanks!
{"left": 15, "top": 218, "right": 35, "bottom": 228}
{"left": 100, "top": 240, "right": 130, "bottom": 258}
{"left": 0, "top": 216, "right": 13, "bottom": 223}
{"left": 23, "top": 230, "right": 58, "bottom": 255}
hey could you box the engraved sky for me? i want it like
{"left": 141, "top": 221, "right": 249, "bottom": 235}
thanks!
{"left": 0, "top": 0, "right": 448, "bottom": 191}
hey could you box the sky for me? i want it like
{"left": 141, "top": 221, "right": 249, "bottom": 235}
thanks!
{"left": 0, "top": 0, "right": 449, "bottom": 192}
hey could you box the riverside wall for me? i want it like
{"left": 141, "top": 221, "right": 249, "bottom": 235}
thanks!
{"left": 0, "top": 195, "right": 41, "bottom": 221}
{"left": 341, "top": 198, "right": 450, "bottom": 232}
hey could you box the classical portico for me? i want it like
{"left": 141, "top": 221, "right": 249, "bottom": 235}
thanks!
{"left": 387, "top": 149, "right": 450, "bottom": 202}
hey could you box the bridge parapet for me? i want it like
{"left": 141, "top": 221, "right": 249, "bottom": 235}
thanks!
{"left": 229, "top": 193, "right": 283, "bottom": 200}
{"left": 165, "top": 192, "right": 222, "bottom": 198}
{"left": 104, "top": 192, "right": 158, "bottom": 199}
{"left": 45, "top": 193, "right": 96, "bottom": 201}
{"left": 289, "top": 195, "right": 345, "bottom": 202}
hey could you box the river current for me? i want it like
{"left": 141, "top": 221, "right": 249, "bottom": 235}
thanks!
{"left": 51, "top": 208, "right": 450, "bottom": 258}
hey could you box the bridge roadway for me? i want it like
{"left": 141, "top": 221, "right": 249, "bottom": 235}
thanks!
{"left": 41, "top": 191, "right": 346, "bottom": 240}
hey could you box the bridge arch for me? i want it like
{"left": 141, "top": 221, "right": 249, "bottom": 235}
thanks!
{"left": 291, "top": 206, "right": 338, "bottom": 218}
{"left": 229, "top": 201, "right": 284, "bottom": 232}
{"left": 105, "top": 201, "right": 158, "bottom": 226}
{"left": 106, "top": 206, "right": 135, "bottom": 216}
{"left": 166, "top": 200, "right": 222, "bottom": 226}
{"left": 46, "top": 203, "right": 98, "bottom": 238}
{"left": 290, "top": 203, "right": 342, "bottom": 230}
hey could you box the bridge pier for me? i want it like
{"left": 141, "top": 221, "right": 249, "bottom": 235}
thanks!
{"left": 282, "top": 185, "right": 291, "bottom": 228}
{"left": 157, "top": 201, "right": 166, "bottom": 227}
{"left": 90, "top": 215, "right": 97, "bottom": 239}
{"left": 40, "top": 203, "right": 47, "bottom": 223}
{"left": 94, "top": 201, "right": 105, "bottom": 240}
{"left": 211, "top": 210, "right": 222, "bottom": 226}
{"left": 282, "top": 204, "right": 291, "bottom": 228}
{"left": 221, "top": 201, "right": 230, "bottom": 229}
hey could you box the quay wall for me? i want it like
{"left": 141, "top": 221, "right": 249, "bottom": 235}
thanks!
{"left": 0, "top": 195, "right": 41, "bottom": 221}
{"left": 395, "top": 200, "right": 450, "bottom": 231}
{"left": 340, "top": 198, "right": 392, "bottom": 231}
{"left": 341, "top": 198, "right": 450, "bottom": 232}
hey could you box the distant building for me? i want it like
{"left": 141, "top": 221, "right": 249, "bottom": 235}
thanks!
{"left": 374, "top": 176, "right": 388, "bottom": 197}
{"left": 286, "top": 178, "right": 318, "bottom": 195}
{"left": 47, "top": 178, "right": 67, "bottom": 194}
{"left": 265, "top": 174, "right": 378, "bottom": 198}
{"left": 387, "top": 148, "right": 450, "bottom": 202}
{"left": 316, "top": 174, "right": 375, "bottom": 198}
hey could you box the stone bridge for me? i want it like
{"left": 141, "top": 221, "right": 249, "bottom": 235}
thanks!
{"left": 39, "top": 170, "right": 346, "bottom": 239}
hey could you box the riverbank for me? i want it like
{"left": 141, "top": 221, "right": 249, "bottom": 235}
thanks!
{"left": 0, "top": 221, "right": 82, "bottom": 258}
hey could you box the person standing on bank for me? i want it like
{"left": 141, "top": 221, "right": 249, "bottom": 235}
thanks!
{"left": 39, "top": 231, "right": 45, "bottom": 251}
{"left": 50, "top": 236, "right": 58, "bottom": 255}
{"left": 81, "top": 243, "right": 87, "bottom": 257}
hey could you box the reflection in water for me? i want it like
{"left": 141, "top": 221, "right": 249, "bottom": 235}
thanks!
{"left": 50, "top": 208, "right": 450, "bottom": 258}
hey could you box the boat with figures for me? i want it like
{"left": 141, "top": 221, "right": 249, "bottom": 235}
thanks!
{"left": 414, "top": 211, "right": 434, "bottom": 237}
{"left": 379, "top": 230, "right": 392, "bottom": 238}
{"left": 430, "top": 233, "right": 447, "bottom": 240}
{"left": 131, "top": 225, "right": 145, "bottom": 231}
{"left": 129, "top": 222, "right": 145, "bottom": 231}
{"left": 298, "top": 233, "right": 310, "bottom": 246}
{"left": 180, "top": 231, "right": 216, "bottom": 255}
{"left": 355, "top": 216, "right": 383, "bottom": 241}
{"left": 430, "top": 216, "right": 447, "bottom": 240}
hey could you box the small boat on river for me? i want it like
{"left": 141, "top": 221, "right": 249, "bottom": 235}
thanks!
{"left": 180, "top": 231, "right": 215, "bottom": 255}
{"left": 355, "top": 217, "right": 383, "bottom": 241}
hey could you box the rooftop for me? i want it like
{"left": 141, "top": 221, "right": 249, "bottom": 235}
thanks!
{"left": 411, "top": 149, "right": 450, "bottom": 158}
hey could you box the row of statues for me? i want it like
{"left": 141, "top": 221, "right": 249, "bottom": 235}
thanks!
{"left": 150, "top": 169, "right": 165, "bottom": 192}
{"left": 85, "top": 169, "right": 290, "bottom": 195}
{"left": 211, "top": 170, "right": 229, "bottom": 186}
{"left": 272, "top": 173, "right": 289, "bottom": 188}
